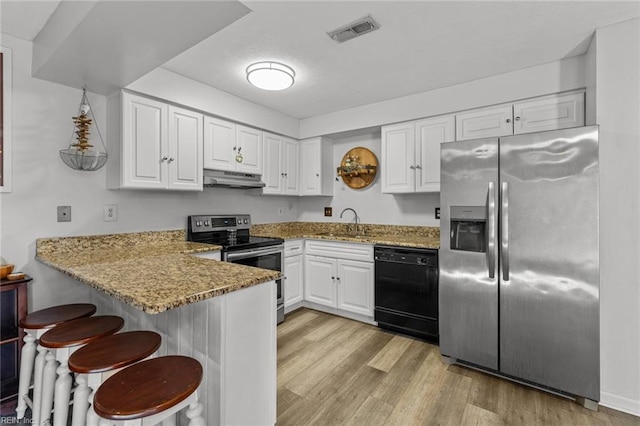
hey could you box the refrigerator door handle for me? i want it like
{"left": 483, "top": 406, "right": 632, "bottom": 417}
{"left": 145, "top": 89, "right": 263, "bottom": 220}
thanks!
{"left": 501, "top": 181, "right": 510, "bottom": 281}
{"left": 487, "top": 181, "right": 497, "bottom": 279}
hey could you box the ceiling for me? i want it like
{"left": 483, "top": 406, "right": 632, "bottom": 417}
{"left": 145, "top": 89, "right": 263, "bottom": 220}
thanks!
{"left": 2, "top": 1, "right": 640, "bottom": 119}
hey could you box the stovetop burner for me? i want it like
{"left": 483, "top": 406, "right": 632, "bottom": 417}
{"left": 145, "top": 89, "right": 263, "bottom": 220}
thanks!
{"left": 186, "top": 214, "right": 283, "bottom": 252}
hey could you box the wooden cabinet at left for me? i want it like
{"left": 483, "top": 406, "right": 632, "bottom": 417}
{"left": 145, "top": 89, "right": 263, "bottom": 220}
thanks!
{"left": 1, "top": 275, "right": 31, "bottom": 402}
{"left": 107, "top": 92, "right": 203, "bottom": 191}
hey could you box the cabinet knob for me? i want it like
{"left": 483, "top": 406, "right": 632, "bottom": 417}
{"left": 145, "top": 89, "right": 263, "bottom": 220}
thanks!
{"left": 506, "top": 118, "right": 512, "bottom": 123}
{"left": 316, "top": 173, "right": 320, "bottom": 177}
{"left": 415, "top": 164, "right": 422, "bottom": 169}
{"left": 331, "top": 276, "right": 335, "bottom": 280}
{"left": 515, "top": 116, "right": 521, "bottom": 121}
{"left": 161, "top": 156, "right": 168, "bottom": 162}
{"left": 284, "top": 173, "right": 288, "bottom": 178}
{"left": 167, "top": 157, "right": 174, "bottom": 163}
{"left": 281, "top": 173, "right": 285, "bottom": 178}
{"left": 336, "top": 276, "right": 341, "bottom": 281}
{"left": 232, "top": 146, "right": 237, "bottom": 151}
{"left": 409, "top": 165, "right": 416, "bottom": 170}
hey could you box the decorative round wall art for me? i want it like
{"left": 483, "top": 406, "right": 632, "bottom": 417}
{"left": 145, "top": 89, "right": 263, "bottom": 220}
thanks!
{"left": 336, "top": 147, "right": 378, "bottom": 189}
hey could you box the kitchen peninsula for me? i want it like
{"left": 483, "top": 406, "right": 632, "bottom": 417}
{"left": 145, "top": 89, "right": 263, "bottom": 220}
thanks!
{"left": 35, "top": 230, "right": 280, "bottom": 426}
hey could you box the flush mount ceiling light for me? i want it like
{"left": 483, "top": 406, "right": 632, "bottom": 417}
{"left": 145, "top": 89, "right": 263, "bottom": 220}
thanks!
{"left": 246, "top": 61, "right": 295, "bottom": 91}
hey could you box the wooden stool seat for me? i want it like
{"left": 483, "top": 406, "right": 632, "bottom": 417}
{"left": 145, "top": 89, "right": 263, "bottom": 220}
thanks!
{"left": 94, "top": 356, "right": 203, "bottom": 421}
{"left": 39, "top": 315, "right": 124, "bottom": 349}
{"left": 68, "top": 331, "right": 161, "bottom": 373}
{"left": 67, "top": 331, "right": 162, "bottom": 426}
{"left": 38, "top": 316, "right": 124, "bottom": 426}
{"left": 15, "top": 303, "right": 96, "bottom": 423}
{"left": 19, "top": 303, "right": 96, "bottom": 329}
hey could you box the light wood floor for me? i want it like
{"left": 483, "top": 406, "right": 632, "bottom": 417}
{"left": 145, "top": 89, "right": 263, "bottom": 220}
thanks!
{"left": 277, "top": 308, "right": 640, "bottom": 426}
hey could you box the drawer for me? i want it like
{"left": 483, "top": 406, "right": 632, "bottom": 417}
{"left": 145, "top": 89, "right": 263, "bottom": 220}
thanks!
{"left": 284, "top": 239, "right": 304, "bottom": 257}
{"left": 305, "top": 240, "right": 373, "bottom": 262}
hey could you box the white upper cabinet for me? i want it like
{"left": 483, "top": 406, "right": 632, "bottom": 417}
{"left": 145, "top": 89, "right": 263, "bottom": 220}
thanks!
{"left": 381, "top": 115, "right": 454, "bottom": 194}
{"left": 108, "top": 92, "right": 202, "bottom": 191}
{"left": 513, "top": 91, "right": 585, "bottom": 134}
{"left": 203, "top": 118, "right": 263, "bottom": 174}
{"left": 203, "top": 117, "right": 236, "bottom": 171}
{"left": 381, "top": 122, "right": 415, "bottom": 193}
{"left": 236, "top": 125, "right": 263, "bottom": 174}
{"left": 456, "top": 104, "right": 513, "bottom": 141}
{"left": 416, "top": 116, "right": 455, "bottom": 192}
{"left": 299, "top": 137, "right": 334, "bottom": 196}
{"left": 456, "top": 91, "right": 585, "bottom": 141}
{"left": 262, "top": 132, "right": 299, "bottom": 195}
{"left": 167, "top": 106, "right": 203, "bottom": 190}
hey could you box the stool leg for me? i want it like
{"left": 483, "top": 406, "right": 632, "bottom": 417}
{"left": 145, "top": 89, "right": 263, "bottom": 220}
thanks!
{"left": 31, "top": 343, "right": 48, "bottom": 424}
{"left": 40, "top": 351, "right": 58, "bottom": 426}
{"left": 71, "top": 374, "right": 90, "bottom": 426}
{"left": 86, "top": 387, "right": 99, "bottom": 426}
{"left": 15, "top": 331, "right": 36, "bottom": 419}
{"left": 186, "top": 400, "right": 205, "bottom": 426}
{"left": 53, "top": 357, "right": 73, "bottom": 426}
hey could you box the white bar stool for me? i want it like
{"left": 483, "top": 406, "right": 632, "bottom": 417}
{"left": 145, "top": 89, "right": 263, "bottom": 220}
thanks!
{"left": 16, "top": 303, "right": 96, "bottom": 424}
{"left": 39, "top": 315, "right": 124, "bottom": 426}
{"left": 93, "top": 356, "right": 205, "bottom": 426}
{"left": 67, "top": 331, "right": 161, "bottom": 426}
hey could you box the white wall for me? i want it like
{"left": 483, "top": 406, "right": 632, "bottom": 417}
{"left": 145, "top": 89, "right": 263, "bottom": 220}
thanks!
{"left": 127, "top": 68, "right": 300, "bottom": 139}
{"left": 0, "top": 34, "right": 296, "bottom": 312}
{"left": 596, "top": 18, "right": 640, "bottom": 415}
{"left": 299, "top": 56, "right": 586, "bottom": 138}
{"left": 297, "top": 130, "right": 440, "bottom": 226}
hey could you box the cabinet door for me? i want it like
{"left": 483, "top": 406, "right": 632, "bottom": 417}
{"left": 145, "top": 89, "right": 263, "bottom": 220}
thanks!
{"left": 284, "top": 255, "right": 304, "bottom": 307}
{"left": 168, "top": 106, "right": 203, "bottom": 191}
{"left": 300, "top": 138, "right": 321, "bottom": 195}
{"left": 513, "top": 92, "right": 585, "bottom": 134}
{"left": 203, "top": 117, "right": 236, "bottom": 171}
{"left": 282, "top": 138, "right": 300, "bottom": 195}
{"left": 415, "top": 115, "right": 455, "bottom": 192}
{"left": 304, "top": 256, "right": 336, "bottom": 308}
{"left": 122, "top": 93, "right": 168, "bottom": 189}
{"left": 381, "top": 122, "right": 415, "bottom": 193}
{"left": 236, "top": 125, "right": 263, "bottom": 174}
{"left": 262, "top": 133, "right": 283, "bottom": 194}
{"left": 456, "top": 104, "right": 513, "bottom": 141}
{"left": 336, "top": 260, "right": 374, "bottom": 317}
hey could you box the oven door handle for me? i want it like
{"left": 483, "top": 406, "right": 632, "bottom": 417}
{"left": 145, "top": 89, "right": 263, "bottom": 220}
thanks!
{"left": 225, "top": 246, "right": 283, "bottom": 261}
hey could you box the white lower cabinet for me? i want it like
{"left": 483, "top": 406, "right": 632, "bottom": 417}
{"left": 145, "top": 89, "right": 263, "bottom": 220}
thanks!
{"left": 303, "top": 241, "right": 374, "bottom": 319}
{"left": 304, "top": 255, "right": 373, "bottom": 317}
{"left": 284, "top": 240, "right": 304, "bottom": 312}
{"left": 336, "top": 259, "right": 374, "bottom": 317}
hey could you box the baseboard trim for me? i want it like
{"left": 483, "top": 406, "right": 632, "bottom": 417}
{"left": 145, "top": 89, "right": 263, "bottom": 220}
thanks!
{"left": 600, "top": 391, "right": 640, "bottom": 417}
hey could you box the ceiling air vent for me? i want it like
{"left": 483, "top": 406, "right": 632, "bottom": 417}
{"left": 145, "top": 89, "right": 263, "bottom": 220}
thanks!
{"left": 328, "top": 15, "right": 380, "bottom": 43}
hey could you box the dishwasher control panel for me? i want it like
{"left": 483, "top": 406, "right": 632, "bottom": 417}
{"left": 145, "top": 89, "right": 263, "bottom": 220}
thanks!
{"left": 374, "top": 247, "right": 437, "bottom": 266}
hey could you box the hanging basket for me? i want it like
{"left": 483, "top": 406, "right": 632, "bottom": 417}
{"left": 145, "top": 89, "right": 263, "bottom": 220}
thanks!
{"left": 59, "top": 149, "right": 108, "bottom": 171}
{"left": 61, "top": 87, "right": 108, "bottom": 172}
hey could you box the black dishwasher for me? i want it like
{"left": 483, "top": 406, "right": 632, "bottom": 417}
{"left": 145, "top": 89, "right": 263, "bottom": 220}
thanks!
{"left": 374, "top": 245, "right": 439, "bottom": 342}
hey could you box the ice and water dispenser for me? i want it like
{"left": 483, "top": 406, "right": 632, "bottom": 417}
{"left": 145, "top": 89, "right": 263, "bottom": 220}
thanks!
{"left": 449, "top": 206, "right": 486, "bottom": 253}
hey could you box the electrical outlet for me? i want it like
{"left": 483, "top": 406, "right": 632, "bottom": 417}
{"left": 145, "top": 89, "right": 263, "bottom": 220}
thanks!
{"left": 57, "top": 206, "right": 71, "bottom": 222}
{"left": 324, "top": 207, "right": 332, "bottom": 217}
{"left": 435, "top": 207, "right": 440, "bottom": 220}
{"left": 277, "top": 206, "right": 284, "bottom": 216}
{"left": 104, "top": 204, "right": 118, "bottom": 222}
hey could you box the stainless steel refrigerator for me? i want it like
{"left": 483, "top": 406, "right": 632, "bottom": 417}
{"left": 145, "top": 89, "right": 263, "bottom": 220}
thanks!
{"left": 439, "top": 126, "right": 599, "bottom": 406}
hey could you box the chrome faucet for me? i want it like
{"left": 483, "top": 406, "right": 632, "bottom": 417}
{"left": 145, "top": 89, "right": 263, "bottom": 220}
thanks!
{"left": 340, "top": 208, "right": 360, "bottom": 236}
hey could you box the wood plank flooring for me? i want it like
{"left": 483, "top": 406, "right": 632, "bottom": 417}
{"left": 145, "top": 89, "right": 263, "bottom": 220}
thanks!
{"left": 277, "top": 309, "right": 640, "bottom": 426}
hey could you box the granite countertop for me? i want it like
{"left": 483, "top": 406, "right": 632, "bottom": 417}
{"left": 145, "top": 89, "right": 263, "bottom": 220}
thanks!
{"left": 36, "top": 231, "right": 280, "bottom": 314}
{"left": 251, "top": 222, "right": 441, "bottom": 249}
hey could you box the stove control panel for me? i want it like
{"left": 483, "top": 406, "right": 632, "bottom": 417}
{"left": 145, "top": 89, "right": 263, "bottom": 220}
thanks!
{"left": 189, "top": 214, "right": 251, "bottom": 232}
